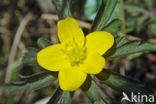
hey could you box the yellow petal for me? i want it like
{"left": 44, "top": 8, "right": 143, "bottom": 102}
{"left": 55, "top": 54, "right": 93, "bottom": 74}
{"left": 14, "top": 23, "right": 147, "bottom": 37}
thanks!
{"left": 86, "top": 31, "right": 114, "bottom": 55}
{"left": 37, "top": 44, "right": 69, "bottom": 71}
{"left": 59, "top": 66, "right": 87, "bottom": 91}
{"left": 81, "top": 52, "right": 105, "bottom": 74}
{"left": 57, "top": 17, "right": 85, "bottom": 47}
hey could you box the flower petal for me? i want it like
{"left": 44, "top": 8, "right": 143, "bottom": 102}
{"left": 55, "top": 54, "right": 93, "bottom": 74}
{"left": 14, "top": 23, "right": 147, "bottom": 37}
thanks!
{"left": 86, "top": 31, "right": 114, "bottom": 55}
{"left": 57, "top": 17, "right": 85, "bottom": 47}
{"left": 37, "top": 44, "right": 69, "bottom": 71}
{"left": 59, "top": 66, "right": 87, "bottom": 91}
{"left": 81, "top": 52, "right": 105, "bottom": 74}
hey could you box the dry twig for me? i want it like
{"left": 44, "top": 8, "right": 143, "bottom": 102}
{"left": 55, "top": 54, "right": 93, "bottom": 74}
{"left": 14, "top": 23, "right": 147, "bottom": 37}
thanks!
{"left": 41, "top": 13, "right": 91, "bottom": 29}
{"left": 5, "top": 13, "right": 32, "bottom": 82}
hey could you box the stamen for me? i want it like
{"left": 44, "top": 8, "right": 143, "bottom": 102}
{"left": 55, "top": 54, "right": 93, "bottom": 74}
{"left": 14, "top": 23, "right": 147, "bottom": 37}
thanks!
{"left": 62, "top": 40, "right": 87, "bottom": 66}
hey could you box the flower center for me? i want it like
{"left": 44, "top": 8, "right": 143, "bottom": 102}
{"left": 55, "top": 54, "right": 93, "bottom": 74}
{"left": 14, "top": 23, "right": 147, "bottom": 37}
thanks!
{"left": 62, "top": 40, "right": 87, "bottom": 66}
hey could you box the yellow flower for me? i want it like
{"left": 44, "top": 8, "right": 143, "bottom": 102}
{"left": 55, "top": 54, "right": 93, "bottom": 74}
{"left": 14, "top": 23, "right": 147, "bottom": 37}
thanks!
{"left": 37, "top": 17, "right": 114, "bottom": 91}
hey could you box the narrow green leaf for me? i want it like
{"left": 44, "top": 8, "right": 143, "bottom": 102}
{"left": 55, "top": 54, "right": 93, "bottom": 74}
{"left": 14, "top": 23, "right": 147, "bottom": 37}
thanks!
{"left": 91, "top": 0, "right": 118, "bottom": 31}
{"left": 19, "top": 71, "right": 49, "bottom": 82}
{"left": 104, "top": 19, "right": 121, "bottom": 35}
{"left": 136, "top": 14, "right": 149, "bottom": 25}
{"left": 24, "top": 38, "right": 52, "bottom": 65}
{"left": 124, "top": 3, "right": 146, "bottom": 13}
{"left": 144, "top": 0, "right": 154, "bottom": 8}
{"left": 3, "top": 75, "right": 54, "bottom": 95}
{"left": 115, "top": 36, "right": 125, "bottom": 47}
{"left": 127, "top": 52, "right": 143, "bottom": 60}
{"left": 96, "top": 70, "right": 155, "bottom": 103}
{"left": 86, "top": 81, "right": 114, "bottom": 104}
{"left": 52, "top": 0, "right": 72, "bottom": 19}
{"left": 19, "top": 71, "right": 58, "bottom": 82}
{"left": 103, "top": 42, "right": 116, "bottom": 59}
{"left": 47, "top": 87, "right": 71, "bottom": 104}
{"left": 23, "top": 48, "right": 38, "bottom": 64}
{"left": 11, "top": 66, "right": 19, "bottom": 81}
{"left": 108, "top": 2, "right": 121, "bottom": 21}
{"left": 0, "top": 46, "right": 9, "bottom": 59}
{"left": 125, "top": 14, "right": 149, "bottom": 27}
{"left": 103, "top": 36, "right": 125, "bottom": 58}
{"left": 37, "top": 37, "right": 52, "bottom": 49}
{"left": 113, "top": 40, "right": 156, "bottom": 57}
{"left": 149, "top": 23, "right": 156, "bottom": 35}
{"left": 27, "top": 75, "right": 54, "bottom": 95}
{"left": 84, "top": 0, "right": 101, "bottom": 20}
{"left": 119, "top": 18, "right": 156, "bottom": 34}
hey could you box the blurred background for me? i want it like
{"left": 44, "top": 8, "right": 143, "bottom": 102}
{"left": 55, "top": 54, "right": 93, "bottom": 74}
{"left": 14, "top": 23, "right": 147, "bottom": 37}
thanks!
{"left": 0, "top": 0, "right": 156, "bottom": 104}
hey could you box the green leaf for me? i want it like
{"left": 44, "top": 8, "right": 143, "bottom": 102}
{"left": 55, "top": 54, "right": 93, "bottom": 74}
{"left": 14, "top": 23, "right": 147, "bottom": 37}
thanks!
{"left": 125, "top": 14, "right": 149, "bottom": 27}
{"left": 124, "top": 3, "right": 146, "bottom": 13}
{"left": 103, "top": 42, "right": 116, "bottom": 59}
{"left": 47, "top": 87, "right": 71, "bottom": 104}
{"left": 115, "top": 36, "right": 125, "bottom": 47}
{"left": 108, "top": 2, "right": 121, "bottom": 22}
{"left": 119, "top": 17, "right": 156, "bottom": 34}
{"left": 127, "top": 52, "right": 143, "bottom": 60}
{"left": 52, "top": 0, "right": 72, "bottom": 19}
{"left": 86, "top": 81, "right": 114, "bottom": 104}
{"left": 96, "top": 70, "right": 155, "bottom": 103}
{"left": 113, "top": 40, "right": 156, "bottom": 57}
{"left": 37, "top": 37, "right": 52, "bottom": 49}
{"left": 149, "top": 23, "right": 156, "bottom": 35}
{"left": 0, "top": 46, "right": 9, "bottom": 59}
{"left": 26, "top": 75, "right": 54, "bottom": 95}
{"left": 103, "top": 36, "right": 125, "bottom": 58}
{"left": 23, "top": 38, "right": 52, "bottom": 65}
{"left": 19, "top": 71, "right": 49, "bottom": 82}
{"left": 84, "top": 0, "right": 101, "bottom": 21}
{"left": 136, "top": 14, "right": 149, "bottom": 25}
{"left": 144, "top": 0, "right": 154, "bottom": 8}
{"left": 91, "top": 0, "right": 118, "bottom": 31}
{"left": 23, "top": 48, "right": 38, "bottom": 65}
{"left": 3, "top": 75, "right": 54, "bottom": 95}
{"left": 103, "top": 34, "right": 125, "bottom": 59}
{"left": 104, "top": 19, "right": 121, "bottom": 35}
{"left": 11, "top": 67, "right": 19, "bottom": 81}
